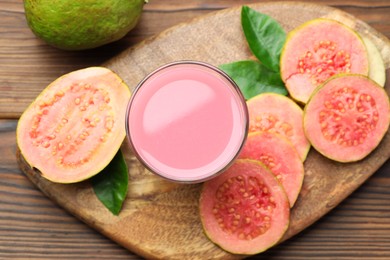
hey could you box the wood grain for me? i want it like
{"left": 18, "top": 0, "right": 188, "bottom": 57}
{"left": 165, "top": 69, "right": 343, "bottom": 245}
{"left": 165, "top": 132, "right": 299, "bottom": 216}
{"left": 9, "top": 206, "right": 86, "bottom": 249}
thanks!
{"left": 13, "top": 2, "right": 390, "bottom": 259}
{"left": 1, "top": 0, "right": 390, "bottom": 259}
{"left": 1, "top": 0, "right": 390, "bottom": 118}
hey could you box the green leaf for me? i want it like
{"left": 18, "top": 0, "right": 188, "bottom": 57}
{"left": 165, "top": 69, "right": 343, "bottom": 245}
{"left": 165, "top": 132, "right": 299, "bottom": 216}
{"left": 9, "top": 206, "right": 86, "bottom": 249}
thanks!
{"left": 241, "top": 6, "right": 286, "bottom": 72}
{"left": 220, "top": 60, "right": 288, "bottom": 99}
{"left": 91, "top": 150, "right": 128, "bottom": 216}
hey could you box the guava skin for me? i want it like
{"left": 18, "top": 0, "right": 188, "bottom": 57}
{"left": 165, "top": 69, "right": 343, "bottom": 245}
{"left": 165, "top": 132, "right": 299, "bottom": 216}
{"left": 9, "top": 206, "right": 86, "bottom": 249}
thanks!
{"left": 24, "top": 0, "right": 144, "bottom": 50}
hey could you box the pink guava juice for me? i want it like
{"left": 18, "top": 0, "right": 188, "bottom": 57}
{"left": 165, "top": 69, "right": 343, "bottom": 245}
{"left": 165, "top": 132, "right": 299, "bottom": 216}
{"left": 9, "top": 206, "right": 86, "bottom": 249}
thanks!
{"left": 126, "top": 61, "right": 248, "bottom": 183}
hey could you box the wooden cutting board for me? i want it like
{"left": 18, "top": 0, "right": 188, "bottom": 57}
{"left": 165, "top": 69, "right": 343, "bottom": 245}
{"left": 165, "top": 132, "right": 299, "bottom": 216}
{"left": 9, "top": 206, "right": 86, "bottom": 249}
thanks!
{"left": 17, "top": 2, "right": 390, "bottom": 259}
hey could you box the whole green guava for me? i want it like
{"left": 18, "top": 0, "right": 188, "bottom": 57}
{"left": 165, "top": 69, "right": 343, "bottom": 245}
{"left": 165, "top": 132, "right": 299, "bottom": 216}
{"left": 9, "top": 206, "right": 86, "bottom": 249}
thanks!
{"left": 24, "top": 0, "right": 145, "bottom": 50}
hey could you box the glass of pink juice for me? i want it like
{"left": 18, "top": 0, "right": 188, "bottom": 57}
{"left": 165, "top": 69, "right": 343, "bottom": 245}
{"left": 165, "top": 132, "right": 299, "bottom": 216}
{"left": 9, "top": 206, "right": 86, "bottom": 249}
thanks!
{"left": 126, "top": 61, "right": 248, "bottom": 183}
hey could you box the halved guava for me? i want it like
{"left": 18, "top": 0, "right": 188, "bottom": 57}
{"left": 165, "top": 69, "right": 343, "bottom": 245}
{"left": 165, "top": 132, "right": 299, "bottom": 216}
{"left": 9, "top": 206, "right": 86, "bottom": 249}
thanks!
{"left": 247, "top": 92, "right": 310, "bottom": 161}
{"left": 239, "top": 131, "right": 304, "bottom": 207}
{"left": 17, "top": 67, "right": 131, "bottom": 183}
{"left": 304, "top": 74, "right": 390, "bottom": 162}
{"left": 280, "top": 18, "right": 369, "bottom": 103}
{"left": 199, "top": 159, "right": 290, "bottom": 255}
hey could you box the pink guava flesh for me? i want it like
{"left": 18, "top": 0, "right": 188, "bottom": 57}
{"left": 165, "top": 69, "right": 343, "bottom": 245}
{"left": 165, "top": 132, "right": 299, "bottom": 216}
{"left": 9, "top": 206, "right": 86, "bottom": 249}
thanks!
{"left": 281, "top": 18, "right": 369, "bottom": 103}
{"left": 239, "top": 131, "right": 304, "bottom": 207}
{"left": 247, "top": 93, "right": 311, "bottom": 161}
{"left": 304, "top": 74, "right": 390, "bottom": 162}
{"left": 199, "top": 159, "right": 290, "bottom": 255}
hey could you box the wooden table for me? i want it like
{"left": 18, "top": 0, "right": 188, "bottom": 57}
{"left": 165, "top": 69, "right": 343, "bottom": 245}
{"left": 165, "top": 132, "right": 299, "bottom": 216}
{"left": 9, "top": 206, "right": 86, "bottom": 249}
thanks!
{"left": 1, "top": 0, "right": 389, "bottom": 259}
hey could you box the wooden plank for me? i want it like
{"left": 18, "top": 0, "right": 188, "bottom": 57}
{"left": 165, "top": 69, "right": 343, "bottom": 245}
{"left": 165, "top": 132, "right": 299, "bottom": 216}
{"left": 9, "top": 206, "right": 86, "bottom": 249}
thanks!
{"left": 0, "top": 119, "right": 137, "bottom": 259}
{"left": 14, "top": 2, "right": 390, "bottom": 259}
{"left": 1, "top": 0, "right": 390, "bottom": 118}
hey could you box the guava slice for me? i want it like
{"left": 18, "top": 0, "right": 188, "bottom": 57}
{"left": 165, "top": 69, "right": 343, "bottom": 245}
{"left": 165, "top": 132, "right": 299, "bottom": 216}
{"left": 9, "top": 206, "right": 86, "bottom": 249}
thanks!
{"left": 361, "top": 36, "right": 386, "bottom": 87}
{"left": 280, "top": 18, "right": 369, "bottom": 103}
{"left": 199, "top": 159, "right": 290, "bottom": 255}
{"left": 304, "top": 74, "right": 390, "bottom": 162}
{"left": 247, "top": 92, "right": 310, "bottom": 161}
{"left": 17, "top": 67, "right": 131, "bottom": 183}
{"left": 239, "top": 131, "right": 304, "bottom": 207}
